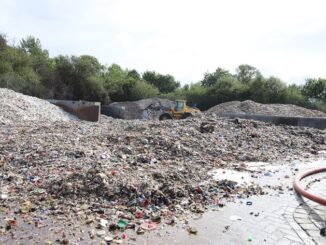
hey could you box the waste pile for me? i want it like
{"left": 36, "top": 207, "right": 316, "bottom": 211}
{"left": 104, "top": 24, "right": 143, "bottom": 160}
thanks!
{"left": 206, "top": 100, "right": 326, "bottom": 117}
{"left": 0, "top": 88, "right": 77, "bottom": 125}
{"left": 101, "top": 98, "right": 174, "bottom": 120}
{"left": 1, "top": 115, "right": 325, "bottom": 243}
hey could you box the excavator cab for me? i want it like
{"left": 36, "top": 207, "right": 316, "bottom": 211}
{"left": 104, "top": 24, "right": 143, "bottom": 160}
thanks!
{"left": 174, "top": 100, "right": 185, "bottom": 112}
{"left": 159, "top": 100, "right": 200, "bottom": 120}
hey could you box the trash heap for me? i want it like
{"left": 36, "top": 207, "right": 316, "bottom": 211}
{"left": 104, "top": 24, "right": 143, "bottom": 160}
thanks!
{"left": 206, "top": 100, "right": 326, "bottom": 117}
{"left": 0, "top": 88, "right": 77, "bottom": 125}
{"left": 1, "top": 115, "right": 325, "bottom": 243}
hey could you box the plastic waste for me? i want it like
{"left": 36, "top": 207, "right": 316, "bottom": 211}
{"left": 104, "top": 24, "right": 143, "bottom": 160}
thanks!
{"left": 140, "top": 221, "right": 157, "bottom": 230}
{"left": 187, "top": 226, "right": 198, "bottom": 235}
{"left": 117, "top": 219, "right": 127, "bottom": 229}
{"left": 229, "top": 215, "right": 242, "bottom": 221}
{"left": 21, "top": 201, "right": 31, "bottom": 214}
{"left": 135, "top": 210, "right": 143, "bottom": 219}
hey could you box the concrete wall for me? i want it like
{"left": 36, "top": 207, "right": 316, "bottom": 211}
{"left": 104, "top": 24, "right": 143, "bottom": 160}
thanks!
{"left": 217, "top": 113, "right": 326, "bottom": 130}
{"left": 49, "top": 100, "right": 101, "bottom": 122}
{"left": 101, "top": 103, "right": 143, "bottom": 120}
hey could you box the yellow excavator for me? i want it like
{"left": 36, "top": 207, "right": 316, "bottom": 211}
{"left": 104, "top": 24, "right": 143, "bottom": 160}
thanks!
{"left": 159, "top": 100, "right": 201, "bottom": 120}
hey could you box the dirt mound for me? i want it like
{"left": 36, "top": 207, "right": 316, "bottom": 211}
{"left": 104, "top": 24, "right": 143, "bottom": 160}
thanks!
{"left": 0, "top": 88, "right": 76, "bottom": 124}
{"left": 206, "top": 100, "right": 326, "bottom": 117}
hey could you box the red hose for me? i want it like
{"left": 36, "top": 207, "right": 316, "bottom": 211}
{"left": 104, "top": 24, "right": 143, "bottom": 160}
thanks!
{"left": 293, "top": 167, "right": 326, "bottom": 206}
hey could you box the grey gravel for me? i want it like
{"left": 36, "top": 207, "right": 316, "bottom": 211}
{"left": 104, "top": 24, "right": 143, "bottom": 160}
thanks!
{"left": 206, "top": 100, "right": 326, "bottom": 117}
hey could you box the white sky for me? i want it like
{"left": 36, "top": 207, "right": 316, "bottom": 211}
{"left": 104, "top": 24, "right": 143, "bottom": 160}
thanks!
{"left": 0, "top": 0, "right": 326, "bottom": 85}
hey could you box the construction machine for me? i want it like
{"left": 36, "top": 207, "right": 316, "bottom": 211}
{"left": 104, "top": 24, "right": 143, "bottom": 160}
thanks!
{"left": 159, "top": 100, "right": 200, "bottom": 120}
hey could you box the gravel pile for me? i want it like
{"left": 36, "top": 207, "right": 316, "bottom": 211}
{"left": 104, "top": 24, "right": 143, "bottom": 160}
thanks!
{"left": 1, "top": 115, "right": 325, "bottom": 243}
{"left": 102, "top": 98, "right": 174, "bottom": 120}
{"left": 0, "top": 88, "right": 76, "bottom": 124}
{"left": 206, "top": 100, "right": 326, "bottom": 117}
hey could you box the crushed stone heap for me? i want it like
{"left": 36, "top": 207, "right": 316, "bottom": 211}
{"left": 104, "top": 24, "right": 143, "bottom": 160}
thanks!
{"left": 206, "top": 100, "right": 326, "bottom": 118}
{"left": 101, "top": 98, "right": 174, "bottom": 120}
{"left": 0, "top": 88, "right": 76, "bottom": 124}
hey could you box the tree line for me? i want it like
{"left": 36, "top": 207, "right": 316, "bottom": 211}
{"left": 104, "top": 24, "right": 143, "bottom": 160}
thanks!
{"left": 0, "top": 34, "right": 325, "bottom": 111}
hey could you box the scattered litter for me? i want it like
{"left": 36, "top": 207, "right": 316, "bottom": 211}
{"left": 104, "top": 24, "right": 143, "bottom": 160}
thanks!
{"left": 104, "top": 236, "right": 113, "bottom": 242}
{"left": 117, "top": 219, "right": 127, "bottom": 229}
{"left": 320, "top": 227, "right": 326, "bottom": 237}
{"left": 208, "top": 169, "right": 251, "bottom": 184}
{"left": 99, "top": 218, "right": 108, "bottom": 228}
{"left": 249, "top": 212, "right": 260, "bottom": 217}
{"left": 223, "top": 225, "right": 230, "bottom": 233}
{"left": 0, "top": 193, "right": 8, "bottom": 200}
{"left": 136, "top": 227, "right": 145, "bottom": 235}
{"left": 229, "top": 215, "right": 243, "bottom": 221}
{"left": 187, "top": 226, "right": 198, "bottom": 235}
{"left": 135, "top": 210, "right": 143, "bottom": 219}
{"left": 140, "top": 221, "right": 157, "bottom": 231}
{"left": 96, "top": 230, "right": 106, "bottom": 237}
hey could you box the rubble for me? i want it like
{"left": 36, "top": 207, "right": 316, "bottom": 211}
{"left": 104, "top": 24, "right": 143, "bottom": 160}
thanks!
{"left": 0, "top": 113, "right": 326, "bottom": 243}
{"left": 101, "top": 98, "right": 174, "bottom": 120}
{"left": 0, "top": 88, "right": 77, "bottom": 125}
{"left": 206, "top": 100, "right": 326, "bottom": 117}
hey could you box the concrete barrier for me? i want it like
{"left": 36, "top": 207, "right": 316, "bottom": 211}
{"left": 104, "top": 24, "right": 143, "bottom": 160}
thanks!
{"left": 101, "top": 103, "right": 143, "bottom": 120}
{"left": 217, "top": 113, "right": 326, "bottom": 130}
{"left": 49, "top": 100, "right": 101, "bottom": 122}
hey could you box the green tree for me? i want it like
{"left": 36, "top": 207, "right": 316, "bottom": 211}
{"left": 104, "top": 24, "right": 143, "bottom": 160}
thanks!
{"left": 264, "top": 76, "right": 286, "bottom": 103}
{"left": 19, "top": 36, "right": 55, "bottom": 97}
{"left": 282, "top": 84, "right": 306, "bottom": 105}
{"left": 142, "top": 71, "right": 180, "bottom": 93}
{"left": 208, "top": 76, "right": 248, "bottom": 104}
{"left": 201, "top": 67, "right": 232, "bottom": 87}
{"left": 248, "top": 75, "right": 286, "bottom": 103}
{"left": 248, "top": 75, "right": 269, "bottom": 103}
{"left": 127, "top": 69, "right": 141, "bottom": 80}
{"left": 0, "top": 34, "right": 7, "bottom": 50}
{"left": 104, "top": 64, "right": 158, "bottom": 101}
{"left": 104, "top": 64, "right": 131, "bottom": 101}
{"left": 54, "top": 55, "right": 109, "bottom": 103}
{"left": 183, "top": 84, "right": 210, "bottom": 109}
{"left": 236, "top": 64, "right": 260, "bottom": 84}
{"left": 303, "top": 78, "right": 326, "bottom": 101}
{"left": 0, "top": 35, "right": 42, "bottom": 96}
{"left": 129, "top": 80, "right": 159, "bottom": 100}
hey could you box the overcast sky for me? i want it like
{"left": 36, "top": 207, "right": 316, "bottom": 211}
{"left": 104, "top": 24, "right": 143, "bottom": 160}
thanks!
{"left": 1, "top": 0, "right": 326, "bottom": 85}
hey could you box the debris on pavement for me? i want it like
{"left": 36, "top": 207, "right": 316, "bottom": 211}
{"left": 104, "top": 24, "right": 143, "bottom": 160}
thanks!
{"left": 187, "top": 226, "right": 198, "bottom": 235}
{"left": 321, "top": 227, "right": 326, "bottom": 237}
{"left": 229, "top": 215, "right": 243, "bottom": 221}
